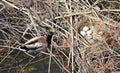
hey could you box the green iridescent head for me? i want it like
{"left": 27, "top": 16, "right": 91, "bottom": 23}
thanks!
{"left": 46, "top": 30, "right": 55, "bottom": 47}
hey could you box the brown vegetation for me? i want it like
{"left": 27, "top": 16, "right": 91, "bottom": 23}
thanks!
{"left": 0, "top": 0, "right": 120, "bottom": 73}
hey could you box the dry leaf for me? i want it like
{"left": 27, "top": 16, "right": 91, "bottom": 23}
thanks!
{"left": 62, "top": 35, "right": 72, "bottom": 49}
{"left": 0, "top": 48, "right": 10, "bottom": 54}
{"left": 64, "top": 65, "right": 71, "bottom": 73}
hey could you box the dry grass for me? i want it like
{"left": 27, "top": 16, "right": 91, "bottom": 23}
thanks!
{"left": 0, "top": 0, "right": 120, "bottom": 73}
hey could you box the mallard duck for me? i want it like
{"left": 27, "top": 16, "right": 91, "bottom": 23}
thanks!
{"left": 20, "top": 31, "right": 54, "bottom": 53}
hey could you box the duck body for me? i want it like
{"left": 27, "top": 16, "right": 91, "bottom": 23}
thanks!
{"left": 21, "top": 31, "right": 54, "bottom": 53}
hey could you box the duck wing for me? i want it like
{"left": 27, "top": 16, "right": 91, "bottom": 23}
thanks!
{"left": 24, "top": 36, "right": 42, "bottom": 45}
{"left": 27, "top": 44, "right": 48, "bottom": 53}
{"left": 25, "top": 42, "right": 46, "bottom": 49}
{"left": 22, "top": 36, "right": 47, "bottom": 50}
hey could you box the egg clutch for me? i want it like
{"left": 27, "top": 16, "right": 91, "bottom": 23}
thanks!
{"left": 80, "top": 26, "right": 93, "bottom": 39}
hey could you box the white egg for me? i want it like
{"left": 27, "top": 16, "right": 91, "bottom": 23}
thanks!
{"left": 83, "top": 26, "right": 89, "bottom": 32}
{"left": 86, "top": 30, "right": 92, "bottom": 35}
{"left": 86, "top": 34, "right": 93, "bottom": 39}
{"left": 80, "top": 31, "right": 86, "bottom": 36}
{"left": 94, "top": 6, "right": 100, "bottom": 10}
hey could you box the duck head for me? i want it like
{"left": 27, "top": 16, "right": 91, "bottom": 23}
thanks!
{"left": 46, "top": 30, "right": 55, "bottom": 47}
